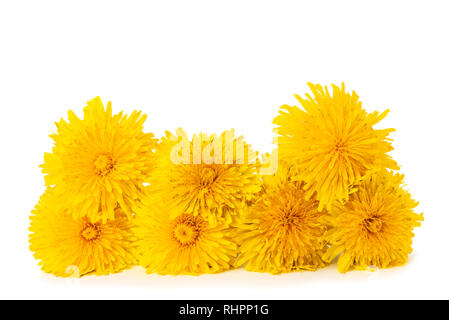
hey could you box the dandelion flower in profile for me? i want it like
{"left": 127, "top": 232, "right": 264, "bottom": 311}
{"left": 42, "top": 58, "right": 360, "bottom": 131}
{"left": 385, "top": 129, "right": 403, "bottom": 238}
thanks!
{"left": 149, "top": 128, "right": 260, "bottom": 226}
{"left": 42, "top": 97, "right": 157, "bottom": 223}
{"left": 274, "top": 83, "right": 399, "bottom": 211}
{"left": 234, "top": 162, "right": 328, "bottom": 274}
{"left": 29, "top": 190, "right": 139, "bottom": 277}
{"left": 134, "top": 193, "right": 237, "bottom": 275}
{"left": 323, "top": 170, "right": 423, "bottom": 273}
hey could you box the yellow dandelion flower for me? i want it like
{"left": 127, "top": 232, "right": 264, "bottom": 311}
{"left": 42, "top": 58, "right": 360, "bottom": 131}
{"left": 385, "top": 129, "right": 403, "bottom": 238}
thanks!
{"left": 234, "top": 162, "right": 328, "bottom": 274}
{"left": 149, "top": 128, "right": 260, "bottom": 226}
{"left": 273, "top": 83, "right": 399, "bottom": 211}
{"left": 134, "top": 193, "right": 237, "bottom": 275}
{"left": 42, "top": 97, "right": 157, "bottom": 223}
{"left": 323, "top": 170, "right": 423, "bottom": 273}
{"left": 29, "top": 190, "right": 138, "bottom": 277}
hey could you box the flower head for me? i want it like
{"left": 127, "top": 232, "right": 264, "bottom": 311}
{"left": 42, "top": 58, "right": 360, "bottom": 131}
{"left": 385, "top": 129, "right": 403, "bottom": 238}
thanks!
{"left": 274, "top": 83, "right": 399, "bottom": 211}
{"left": 42, "top": 97, "right": 157, "bottom": 223}
{"left": 149, "top": 128, "right": 260, "bottom": 226}
{"left": 134, "top": 193, "right": 237, "bottom": 275}
{"left": 234, "top": 163, "right": 328, "bottom": 274}
{"left": 29, "top": 190, "right": 139, "bottom": 277}
{"left": 323, "top": 170, "right": 423, "bottom": 273}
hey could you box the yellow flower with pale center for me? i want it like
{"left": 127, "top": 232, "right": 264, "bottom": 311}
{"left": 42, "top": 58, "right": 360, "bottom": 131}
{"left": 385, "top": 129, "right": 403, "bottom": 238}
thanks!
{"left": 149, "top": 128, "right": 261, "bottom": 226}
{"left": 134, "top": 193, "right": 237, "bottom": 275}
{"left": 41, "top": 97, "right": 157, "bottom": 223}
{"left": 323, "top": 170, "right": 423, "bottom": 273}
{"left": 29, "top": 190, "right": 138, "bottom": 277}
{"left": 234, "top": 163, "right": 328, "bottom": 274}
{"left": 273, "top": 83, "right": 399, "bottom": 211}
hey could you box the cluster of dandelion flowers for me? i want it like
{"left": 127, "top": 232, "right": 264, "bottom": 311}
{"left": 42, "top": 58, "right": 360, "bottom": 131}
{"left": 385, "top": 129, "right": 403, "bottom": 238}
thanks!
{"left": 274, "top": 83, "right": 399, "bottom": 211}
{"left": 323, "top": 170, "right": 423, "bottom": 273}
{"left": 234, "top": 162, "right": 328, "bottom": 274}
{"left": 29, "top": 190, "right": 139, "bottom": 277}
{"left": 41, "top": 96, "right": 157, "bottom": 223}
{"left": 134, "top": 193, "right": 237, "bottom": 275}
{"left": 29, "top": 86, "right": 423, "bottom": 278}
{"left": 149, "top": 128, "right": 261, "bottom": 226}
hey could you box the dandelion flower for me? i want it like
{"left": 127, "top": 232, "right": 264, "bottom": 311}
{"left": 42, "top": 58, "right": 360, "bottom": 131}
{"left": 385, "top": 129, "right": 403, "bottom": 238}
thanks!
{"left": 134, "top": 193, "right": 237, "bottom": 275}
{"left": 42, "top": 97, "right": 157, "bottom": 223}
{"left": 274, "top": 83, "right": 399, "bottom": 211}
{"left": 149, "top": 128, "right": 260, "bottom": 226}
{"left": 234, "top": 163, "right": 328, "bottom": 274}
{"left": 29, "top": 190, "right": 139, "bottom": 277}
{"left": 323, "top": 170, "right": 423, "bottom": 273}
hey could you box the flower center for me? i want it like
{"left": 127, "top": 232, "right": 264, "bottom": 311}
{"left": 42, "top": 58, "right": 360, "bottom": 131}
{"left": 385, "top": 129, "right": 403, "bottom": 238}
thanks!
{"left": 279, "top": 210, "right": 296, "bottom": 226}
{"left": 364, "top": 217, "right": 383, "bottom": 233}
{"left": 199, "top": 166, "right": 217, "bottom": 187}
{"left": 173, "top": 224, "right": 199, "bottom": 245}
{"left": 95, "top": 154, "right": 115, "bottom": 176}
{"left": 334, "top": 140, "right": 347, "bottom": 153}
{"left": 81, "top": 223, "right": 101, "bottom": 241}
{"left": 172, "top": 215, "right": 202, "bottom": 246}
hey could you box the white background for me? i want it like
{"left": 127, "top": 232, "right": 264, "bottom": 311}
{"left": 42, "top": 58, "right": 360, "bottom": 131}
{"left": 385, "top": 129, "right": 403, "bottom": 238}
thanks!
{"left": 0, "top": 0, "right": 447, "bottom": 300}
